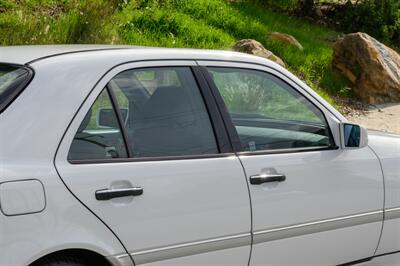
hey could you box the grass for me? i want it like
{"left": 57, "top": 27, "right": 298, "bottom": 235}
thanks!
{"left": 0, "top": 0, "right": 118, "bottom": 44}
{"left": 0, "top": 0, "right": 351, "bottom": 108}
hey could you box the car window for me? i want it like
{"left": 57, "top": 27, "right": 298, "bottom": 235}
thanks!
{"left": 0, "top": 64, "right": 31, "bottom": 113}
{"left": 207, "top": 67, "right": 333, "bottom": 152}
{"left": 110, "top": 67, "right": 219, "bottom": 158}
{"left": 68, "top": 89, "right": 128, "bottom": 161}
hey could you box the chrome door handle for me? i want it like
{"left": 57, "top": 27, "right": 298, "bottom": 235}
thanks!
{"left": 95, "top": 187, "right": 143, "bottom": 201}
{"left": 249, "top": 174, "right": 286, "bottom": 185}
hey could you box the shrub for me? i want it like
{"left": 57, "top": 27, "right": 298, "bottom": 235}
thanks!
{"left": 251, "top": 0, "right": 301, "bottom": 12}
{"left": 337, "top": 0, "right": 400, "bottom": 45}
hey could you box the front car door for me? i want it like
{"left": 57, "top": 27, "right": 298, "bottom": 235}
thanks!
{"left": 55, "top": 61, "right": 251, "bottom": 265}
{"left": 199, "top": 60, "right": 384, "bottom": 265}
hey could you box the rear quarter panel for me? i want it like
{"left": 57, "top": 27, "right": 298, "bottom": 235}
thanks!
{"left": 0, "top": 56, "right": 131, "bottom": 266}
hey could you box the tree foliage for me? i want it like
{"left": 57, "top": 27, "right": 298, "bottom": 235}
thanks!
{"left": 257, "top": 0, "right": 400, "bottom": 46}
{"left": 337, "top": 0, "right": 400, "bottom": 44}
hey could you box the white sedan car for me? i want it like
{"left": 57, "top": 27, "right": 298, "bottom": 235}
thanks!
{"left": 0, "top": 46, "right": 399, "bottom": 266}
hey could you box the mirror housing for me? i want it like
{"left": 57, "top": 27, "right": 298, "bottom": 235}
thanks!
{"left": 96, "top": 108, "right": 128, "bottom": 128}
{"left": 340, "top": 122, "right": 368, "bottom": 149}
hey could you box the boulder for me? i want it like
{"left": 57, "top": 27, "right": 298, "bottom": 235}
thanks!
{"left": 233, "top": 39, "right": 286, "bottom": 67}
{"left": 333, "top": 32, "right": 400, "bottom": 103}
{"left": 269, "top": 32, "right": 304, "bottom": 50}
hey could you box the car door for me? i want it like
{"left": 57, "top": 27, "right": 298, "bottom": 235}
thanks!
{"left": 55, "top": 61, "right": 252, "bottom": 265}
{"left": 198, "top": 61, "right": 385, "bottom": 265}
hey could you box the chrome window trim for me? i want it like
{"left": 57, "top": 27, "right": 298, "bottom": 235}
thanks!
{"left": 236, "top": 145, "right": 338, "bottom": 157}
{"left": 68, "top": 153, "right": 237, "bottom": 165}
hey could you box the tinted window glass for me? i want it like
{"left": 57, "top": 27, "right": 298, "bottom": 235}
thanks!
{"left": 0, "top": 64, "right": 30, "bottom": 112}
{"left": 208, "top": 67, "right": 332, "bottom": 152}
{"left": 68, "top": 89, "right": 128, "bottom": 161}
{"left": 109, "top": 67, "right": 219, "bottom": 158}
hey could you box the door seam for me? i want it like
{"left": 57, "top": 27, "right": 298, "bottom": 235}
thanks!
{"left": 368, "top": 145, "right": 386, "bottom": 257}
{"left": 237, "top": 156, "right": 254, "bottom": 266}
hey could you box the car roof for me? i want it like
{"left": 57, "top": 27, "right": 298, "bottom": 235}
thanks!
{"left": 0, "top": 45, "right": 270, "bottom": 66}
{"left": 0, "top": 45, "right": 134, "bottom": 65}
{"left": 0, "top": 45, "right": 346, "bottom": 135}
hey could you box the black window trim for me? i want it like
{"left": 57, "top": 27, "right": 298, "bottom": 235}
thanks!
{"left": 199, "top": 65, "right": 338, "bottom": 156}
{"left": 191, "top": 66, "right": 233, "bottom": 153}
{"left": 199, "top": 66, "right": 243, "bottom": 152}
{"left": 106, "top": 85, "right": 133, "bottom": 158}
{"left": 0, "top": 63, "right": 34, "bottom": 114}
{"left": 68, "top": 65, "right": 233, "bottom": 165}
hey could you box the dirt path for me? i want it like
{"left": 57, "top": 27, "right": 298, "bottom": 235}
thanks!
{"left": 346, "top": 103, "right": 400, "bottom": 135}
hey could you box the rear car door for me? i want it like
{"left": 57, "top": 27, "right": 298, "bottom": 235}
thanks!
{"left": 199, "top": 61, "right": 384, "bottom": 265}
{"left": 55, "top": 61, "right": 252, "bottom": 265}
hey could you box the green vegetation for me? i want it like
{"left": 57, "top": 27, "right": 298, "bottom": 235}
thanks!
{"left": 0, "top": 0, "right": 118, "bottom": 44}
{"left": 259, "top": 0, "right": 400, "bottom": 46}
{"left": 209, "top": 67, "right": 323, "bottom": 123}
{"left": 337, "top": 0, "right": 400, "bottom": 45}
{"left": 0, "top": 0, "right": 352, "bottom": 107}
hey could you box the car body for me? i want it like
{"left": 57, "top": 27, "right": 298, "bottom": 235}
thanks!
{"left": 0, "top": 45, "right": 399, "bottom": 266}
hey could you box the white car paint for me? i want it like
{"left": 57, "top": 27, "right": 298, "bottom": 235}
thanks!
{"left": 197, "top": 60, "right": 385, "bottom": 265}
{"left": 367, "top": 131, "right": 400, "bottom": 256}
{"left": 0, "top": 179, "right": 45, "bottom": 216}
{"left": 0, "top": 46, "right": 399, "bottom": 266}
{"left": 54, "top": 60, "right": 251, "bottom": 266}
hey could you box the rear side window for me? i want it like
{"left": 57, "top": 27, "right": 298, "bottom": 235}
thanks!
{"left": 68, "top": 66, "right": 219, "bottom": 162}
{"left": 0, "top": 64, "right": 32, "bottom": 113}
{"left": 68, "top": 89, "right": 128, "bottom": 161}
{"left": 109, "top": 67, "right": 219, "bottom": 158}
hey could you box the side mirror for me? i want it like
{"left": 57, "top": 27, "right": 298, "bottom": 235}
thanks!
{"left": 96, "top": 108, "right": 128, "bottom": 128}
{"left": 340, "top": 123, "right": 368, "bottom": 149}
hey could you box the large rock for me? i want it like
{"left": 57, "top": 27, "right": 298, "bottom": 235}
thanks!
{"left": 333, "top": 32, "right": 400, "bottom": 103}
{"left": 269, "top": 32, "right": 304, "bottom": 50}
{"left": 233, "top": 39, "right": 286, "bottom": 67}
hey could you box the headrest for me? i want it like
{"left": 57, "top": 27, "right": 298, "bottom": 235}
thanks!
{"left": 143, "top": 86, "right": 190, "bottom": 116}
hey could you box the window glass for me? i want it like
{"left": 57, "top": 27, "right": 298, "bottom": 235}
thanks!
{"left": 207, "top": 67, "right": 332, "bottom": 152}
{"left": 68, "top": 89, "right": 128, "bottom": 161}
{"left": 110, "top": 67, "right": 219, "bottom": 158}
{"left": 0, "top": 64, "right": 30, "bottom": 112}
{"left": 109, "top": 82, "right": 129, "bottom": 124}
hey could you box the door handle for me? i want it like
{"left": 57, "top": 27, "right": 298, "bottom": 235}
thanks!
{"left": 249, "top": 174, "right": 286, "bottom": 185}
{"left": 95, "top": 187, "right": 143, "bottom": 201}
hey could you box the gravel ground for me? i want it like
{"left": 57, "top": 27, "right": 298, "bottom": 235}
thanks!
{"left": 346, "top": 103, "right": 400, "bottom": 135}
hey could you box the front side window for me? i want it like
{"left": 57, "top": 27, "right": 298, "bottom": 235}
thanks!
{"left": 207, "top": 67, "right": 333, "bottom": 152}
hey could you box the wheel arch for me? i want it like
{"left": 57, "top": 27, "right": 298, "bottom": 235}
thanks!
{"left": 28, "top": 248, "right": 113, "bottom": 266}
